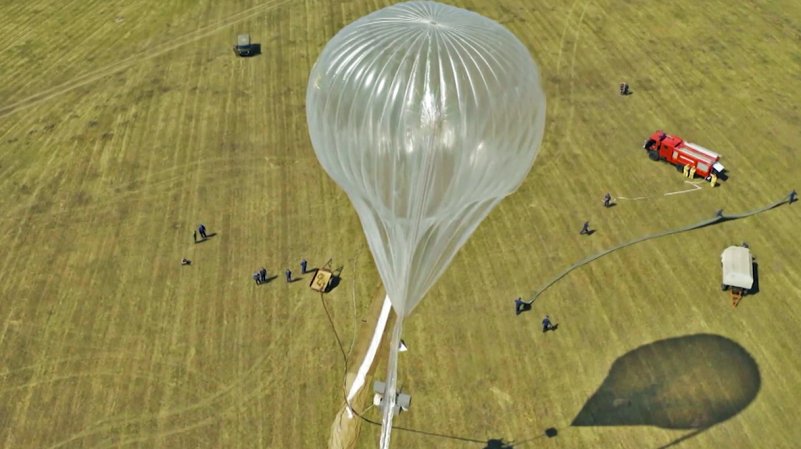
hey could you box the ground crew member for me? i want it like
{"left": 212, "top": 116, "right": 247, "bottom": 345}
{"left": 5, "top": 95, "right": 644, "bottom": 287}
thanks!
{"left": 515, "top": 298, "right": 527, "bottom": 316}
{"left": 181, "top": 258, "right": 191, "bottom": 266}
{"left": 710, "top": 173, "right": 717, "bottom": 187}
{"left": 603, "top": 192, "right": 612, "bottom": 208}
{"left": 580, "top": 221, "right": 591, "bottom": 235}
{"left": 198, "top": 224, "right": 207, "bottom": 239}
{"left": 689, "top": 166, "right": 697, "bottom": 179}
{"left": 300, "top": 259, "right": 308, "bottom": 274}
{"left": 252, "top": 272, "right": 261, "bottom": 285}
{"left": 683, "top": 164, "right": 690, "bottom": 177}
{"left": 285, "top": 269, "right": 292, "bottom": 283}
{"left": 259, "top": 267, "right": 268, "bottom": 283}
{"left": 542, "top": 315, "right": 554, "bottom": 333}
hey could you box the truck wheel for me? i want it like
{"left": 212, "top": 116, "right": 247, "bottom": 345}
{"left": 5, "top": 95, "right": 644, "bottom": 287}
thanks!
{"left": 676, "top": 164, "right": 684, "bottom": 172}
{"left": 721, "top": 284, "right": 728, "bottom": 291}
{"left": 648, "top": 150, "right": 659, "bottom": 161}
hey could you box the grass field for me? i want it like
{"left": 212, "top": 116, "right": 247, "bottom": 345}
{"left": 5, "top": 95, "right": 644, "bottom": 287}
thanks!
{"left": 1, "top": 1, "right": 801, "bottom": 448}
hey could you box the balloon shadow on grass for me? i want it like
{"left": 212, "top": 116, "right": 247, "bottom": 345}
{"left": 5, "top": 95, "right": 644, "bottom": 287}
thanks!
{"left": 572, "top": 334, "right": 760, "bottom": 448}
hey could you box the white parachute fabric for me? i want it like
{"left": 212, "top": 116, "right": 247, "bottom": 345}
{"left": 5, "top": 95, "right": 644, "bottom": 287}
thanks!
{"left": 306, "top": 2, "right": 546, "bottom": 448}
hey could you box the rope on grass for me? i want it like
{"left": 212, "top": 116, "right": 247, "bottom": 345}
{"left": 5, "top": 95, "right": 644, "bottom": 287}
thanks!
{"left": 527, "top": 190, "right": 797, "bottom": 304}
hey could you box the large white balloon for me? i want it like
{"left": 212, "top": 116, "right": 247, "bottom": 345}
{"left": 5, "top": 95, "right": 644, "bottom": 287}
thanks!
{"left": 306, "top": 2, "right": 545, "bottom": 447}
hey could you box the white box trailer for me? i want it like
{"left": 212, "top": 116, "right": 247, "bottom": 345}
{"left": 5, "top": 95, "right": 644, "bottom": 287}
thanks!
{"left": 721, "top": 245, "right": 754, "bottom": 307}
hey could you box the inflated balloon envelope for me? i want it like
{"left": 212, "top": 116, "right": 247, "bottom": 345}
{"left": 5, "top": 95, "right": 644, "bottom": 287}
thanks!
{"left": 306, "top": 2, "right": 546, "bottom": 447}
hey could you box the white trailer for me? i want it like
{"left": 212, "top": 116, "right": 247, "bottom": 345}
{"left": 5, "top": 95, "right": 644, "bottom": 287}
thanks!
{"left": 721, "top": 245, "right": 754, "bottom": 307}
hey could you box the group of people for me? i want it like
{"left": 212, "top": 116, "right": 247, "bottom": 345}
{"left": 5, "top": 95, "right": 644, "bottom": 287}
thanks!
{"left": 192, "top": 224, "right": 209, "bottom": 243}
{"left": 182, "top": 225, "right": 314, "bottom": 289}
{"left": 181, "top": 223, "right": 212, "bottom": 265}
{"left": 252, "top": 267, "right": 269, "bottom": 285}
{"left": 524, "top": 191, "right": 619, "bottom": 330}
{"left": 514, "top": 297, "right": 558, "bottom": 333}
{"left": 579, "top": 192, "right": 615, "bottom": 236}
{"left": 252, "top": 258, "right": 309, "bottom": 286}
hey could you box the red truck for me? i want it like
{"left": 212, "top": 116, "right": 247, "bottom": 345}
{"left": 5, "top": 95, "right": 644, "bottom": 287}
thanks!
{"left": 642, "top": 130, "right": 725, "bottom": 180}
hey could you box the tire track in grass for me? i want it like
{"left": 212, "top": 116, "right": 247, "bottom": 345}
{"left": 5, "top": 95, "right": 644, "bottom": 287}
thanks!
{"left": 42, "top": 285, "right": 314, "bottom": 449}
{"left": 0, "top": 0, "right": 291, "bottom": 119}
{"left": 536, "top": 0, "right": 590, "bottom": 172}
{"left": 0, "top": 0, "right": 87, "bottom": 55}
{"left": 562, "top": 0, "right": 593, "bottom": 140}
{"left": 548, "top": 0, "right": 580, "bottom": 123}
{"left": 4, "top": 0, "right": 122, "bottom": 102}
{"left": 0, "top": 351, "right": 227, "bottom": 390}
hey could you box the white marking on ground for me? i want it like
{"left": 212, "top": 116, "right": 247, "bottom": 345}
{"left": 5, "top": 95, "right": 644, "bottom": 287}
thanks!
{"left": 345, "top": 295, "right": 392, "bottom": 419}
{"left": 618, "top": 181, "right": 705, "bottom": 201}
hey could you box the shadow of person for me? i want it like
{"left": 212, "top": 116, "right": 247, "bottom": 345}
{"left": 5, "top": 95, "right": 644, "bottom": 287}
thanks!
{"left": 484, "top": 438, "right": 514, "bottom": 449}
{"left": 262, "top": 275, "right": 278, "bottom": 284}
{"left": 325, "top": 275, "right": 341, "bottom": 293}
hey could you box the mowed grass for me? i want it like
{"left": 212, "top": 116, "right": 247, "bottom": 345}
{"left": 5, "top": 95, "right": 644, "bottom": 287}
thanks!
{"left": 1, "top": 1, "right": 800, "bottom": 449}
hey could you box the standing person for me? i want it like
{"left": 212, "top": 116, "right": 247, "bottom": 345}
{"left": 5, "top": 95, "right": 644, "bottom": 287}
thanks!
{"left": 198, "top": 224, "right": 207, "bottom": 240}
{"left": 580, "top": 221, "right": 591, "bottom": 235}
{"left": 193, "top": 230, "right": 197, "bottom": 243}
{"left": 603, "top": 192, "right": 612, "bottom": 208}
{"left": 259, "top": 267, "right": 268, "bottom": 283}
{"left": 285, "top": 268, "right": 292, "bottom": 283}
{"left": 542, "top": 315, "right": 554, "bottom": 333}
{"left": 253, "top": 272, "right": 262, "bottom": 285}
{"left": 300, "top": 258, "right": 308, "bottom": 274}
{"left": 514, "top": 297, "right": 527, "bottom": 316}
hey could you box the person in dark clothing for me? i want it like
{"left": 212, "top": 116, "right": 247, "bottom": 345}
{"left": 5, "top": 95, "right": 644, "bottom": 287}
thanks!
{"left": 259, "top": 267, "right": 268, "bottom": 283}
{"left": 253, "top": 272, "right": 262, "bottom": 285}
{"left": 300, "top": 259, "right": 308, "bottom": 274}
{"left": 514, "top": 297, "right": 527, "bottom": 316}
{"left": 285, "top": 269, "right": 292, "bottom": 283}
{"left": 619, "top": 82, "right": 630, "bottom": 95}
{"left": 603, "top": 192, "right": 612, "bottom": 208}
{"left": 198, "top": 224, "right": 207, "bottom": 239}
{"left": 542, "top": 315, "right": 554, "bottom": 333}
{"left": 580, "top": 221, "right": 591, "bottom": 235}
